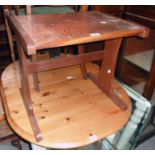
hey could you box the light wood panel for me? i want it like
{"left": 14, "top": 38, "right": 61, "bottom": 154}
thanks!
{"left": 1, "top": 62, "right": 132, "bottom": 149}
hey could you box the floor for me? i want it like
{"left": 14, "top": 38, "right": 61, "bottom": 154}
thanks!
{"left": 0, "top": 50, "right": 155, "bottom": 150}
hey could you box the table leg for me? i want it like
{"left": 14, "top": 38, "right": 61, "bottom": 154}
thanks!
{"left": 31, "top": 55, "right": 40, "bottom": 92}
{"left": 143, "top": 52, "right": 155, "bottom": 100}
{"left": 4, "top": 16, "right": 16, "bottom": 63}
{"left": 88, "top": 38, "right": 127, "bottom": 110}
{"left": 78, "top": 44, "right": 88, "bottom": 79}
{"left": 17, "top": 43, "right": 42, "bottom": 142}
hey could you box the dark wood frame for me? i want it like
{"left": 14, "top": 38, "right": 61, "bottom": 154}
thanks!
{"left": 117, "top": 6, "right": 155, "bottom": 100}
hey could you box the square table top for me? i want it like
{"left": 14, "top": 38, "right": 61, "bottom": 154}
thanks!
{"left": 9, "top": 11, "right": 149, "bottom": 55}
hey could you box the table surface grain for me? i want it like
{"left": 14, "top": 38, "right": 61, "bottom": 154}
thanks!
{"left": 1, "top": 62, "right": 132, "bottom": 149}
{"left": 11, "top": 11, "right": 149, "bottom": 55}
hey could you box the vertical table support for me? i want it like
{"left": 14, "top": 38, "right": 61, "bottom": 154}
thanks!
{"left": 88, "top": 38, "right": 127, "bottom": 110}
{"left": 16, "top": 42, "right": 42, "bottom": 142}
{"left": 98, "top": 38, "right": 122, "bottom": 93}
{"left": 78, "top": 44, "right": 88, "bottom": 79}
{"left": 31, "top": 55, "right": 40, "bottom": 92}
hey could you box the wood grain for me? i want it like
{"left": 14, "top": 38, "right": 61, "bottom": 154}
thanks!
{"left": 16, "top": 42, "right": 42, "bottom": 141}
{"left": 143, "top": 54, "right": 155, "bottom": 99}
{"left": 7, "top": 11, "right": 149, "bottom": 55}
{"left": 1, "top": 62, "right": 132, "bottom": 149}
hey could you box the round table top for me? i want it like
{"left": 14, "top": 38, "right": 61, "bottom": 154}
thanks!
{"left": 1, "top": 61, "right": 132, "bottom": 149}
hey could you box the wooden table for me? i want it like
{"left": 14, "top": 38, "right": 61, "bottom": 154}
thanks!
{"left": 1, "top": 62, "right": 131, "bottom": 149}
{"left": 3, "top": 10, "right": 149, "bottom": 146}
